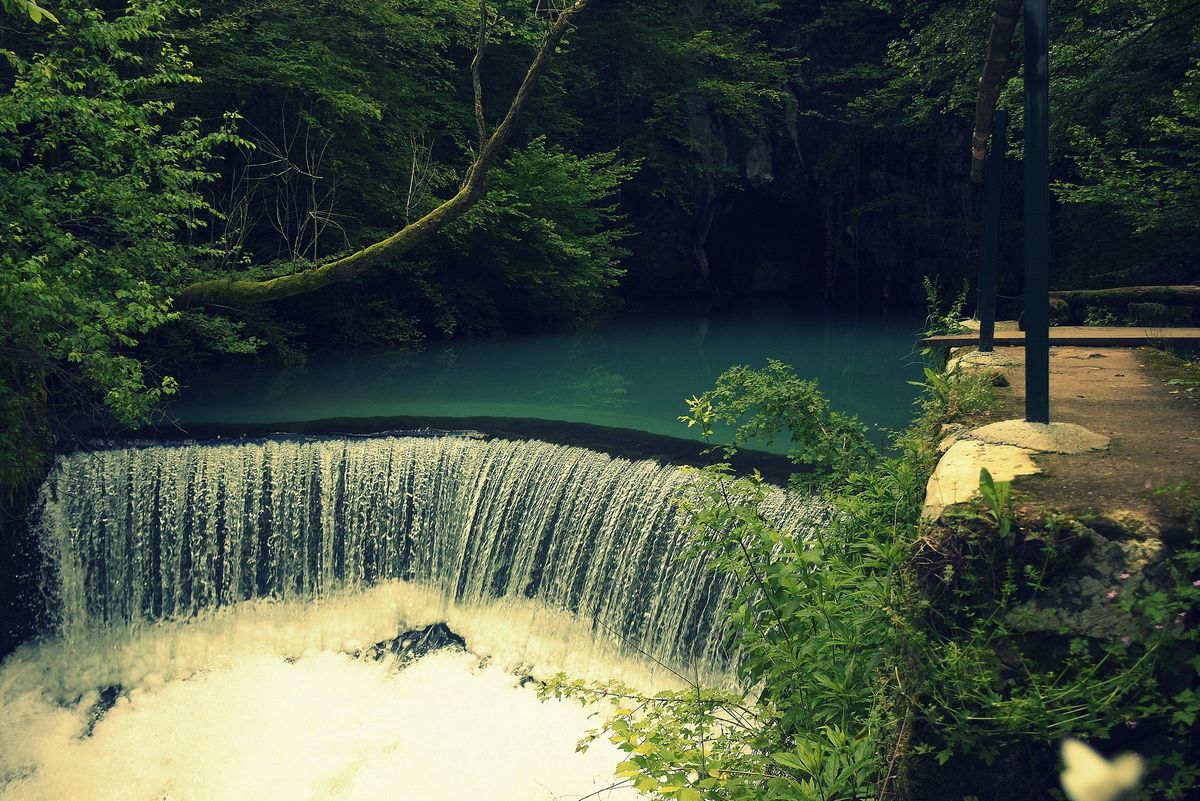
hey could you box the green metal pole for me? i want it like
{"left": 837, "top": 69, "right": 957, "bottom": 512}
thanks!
{"left": 1023, "top": 0, "right": 1050, "bottom": 423}
{"left": 978, "top": 109, "right": 1007, "bottom": 353}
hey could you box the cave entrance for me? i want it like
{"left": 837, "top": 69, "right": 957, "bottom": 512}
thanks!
{"left": 705, "top": 190, "right": 826, "bottom": 300}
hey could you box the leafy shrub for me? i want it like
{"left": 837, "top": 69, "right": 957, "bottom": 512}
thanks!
{"left": 1083, "top": 304, "right": 1121, "bottom": 327}
{"left": 0, "top": 0, "right": 240, "bottom": 485}
{"left": 679, "top": 360, "right": 877, "bottom": 489}
{"left": 545, "top": 361, "right": 922, "bottom": 800}
{"left": 545, "top": 460, "right": 913, "bottom": 801}
{"left": 907, "top": 366, "right": 998, "bottom": 430}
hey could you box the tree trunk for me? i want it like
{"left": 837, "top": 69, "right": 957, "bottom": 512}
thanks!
{"left": 177, "top": 0, "right": 590, "bottom": 307}
{"left": 970, "top": 0, "right": 1021, "bottom": 184}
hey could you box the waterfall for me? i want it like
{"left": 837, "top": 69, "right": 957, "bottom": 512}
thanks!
{"left": 33, "top": 435, "right": 821, "bottom": 676}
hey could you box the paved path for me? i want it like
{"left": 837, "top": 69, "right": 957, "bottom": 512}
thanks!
{"left": 982, "top": 345, "right": 1200, "bottom": 534}
{"left": 921, "top": 326, "right": 1200, "bottom": 348}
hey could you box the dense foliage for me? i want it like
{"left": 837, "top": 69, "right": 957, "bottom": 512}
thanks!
{"left": 3, "top": 0, "right": 1198, "bottom": 478}
{"left": 546, "top": 361, "right": 920, "bottom": 801}
{"left": 0, "top": 0, "right": 238, "bottom": 484}
{"left": 681, "top": 359, "right": 876, "bottom": 486}
{"left": 549, "top": 0, "right": 1200, "bottom": 301}
{"left": 0, "top": 0, "right": 634, "bottom": 476}
{"left": 548, "top": 355, "right": 1198, "bottom": 800}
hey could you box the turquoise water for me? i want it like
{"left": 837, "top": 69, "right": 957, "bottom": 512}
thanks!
{"left": 168, "top": 305, "right": 926, "bottom": 447}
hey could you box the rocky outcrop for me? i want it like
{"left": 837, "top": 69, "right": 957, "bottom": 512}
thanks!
{"left": 358, "top": 622, "right": 468, "bottom": 666}
{"left": 922, "top": 419, "right": 1110, "bottom": 520}
{"left": 1005, "top": 515, "right": 1169, "bottom": 639}
{"left": 667, "top": 89, "right": 975, "bottom": 306}
{"left": 920, "top": 343, "right": 1178, "bottom": 641}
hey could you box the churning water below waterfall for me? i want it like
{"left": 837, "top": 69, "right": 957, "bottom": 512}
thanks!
{"left": 0, "top": 601, "right": 646, "bottom": 801}
{"left": 0, "top": 435, "right": 823, "bottom": 801}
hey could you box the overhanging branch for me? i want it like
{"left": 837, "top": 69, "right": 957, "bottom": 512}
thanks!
{"left": 178, "top": 0, "right": 590, "bottom": 307}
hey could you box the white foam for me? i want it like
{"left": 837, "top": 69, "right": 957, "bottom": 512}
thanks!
{"left": 0, "top": 649, "right": 639, "bottom": 801}
{"left": 0, "top": 583, "right": 684, "bottom": 800}
{"left": 0, "top": 580, "right": 708, "bottom": 703}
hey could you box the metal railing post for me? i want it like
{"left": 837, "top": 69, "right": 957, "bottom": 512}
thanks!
{"left": 979, "top": 109, "right": 1007, "bottom": 353}
{"left": 1023, "top": 0, "right": 1050, "bottom": 423}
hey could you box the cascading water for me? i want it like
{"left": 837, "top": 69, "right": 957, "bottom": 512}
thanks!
{"left": 36, "top": 435, "right": 820, "bottom": 675}
{"left": 2, "top": 435, "right": 822, "bottom": 801}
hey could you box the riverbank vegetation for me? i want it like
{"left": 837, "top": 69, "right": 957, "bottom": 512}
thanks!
{"left": 546, "top": 350, "right": 1199, "bottom": 800}
{"left": 542, "top": 351, "right": 992, "bottom": 800}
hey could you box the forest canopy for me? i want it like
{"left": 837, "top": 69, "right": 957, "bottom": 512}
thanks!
{"left": 1, "top": 0, "right": 1198, "bottom": 482}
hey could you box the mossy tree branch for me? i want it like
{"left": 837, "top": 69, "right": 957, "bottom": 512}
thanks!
{"left": 1050, "top": 286, "right": 1200, "bottom": 305}
{"left": 177, "top": 0, "right": 590, "bottom": 307}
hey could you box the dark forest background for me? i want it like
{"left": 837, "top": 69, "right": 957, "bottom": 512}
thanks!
{"left": 2, "top": 0, "right": 1199, "bottom": 481}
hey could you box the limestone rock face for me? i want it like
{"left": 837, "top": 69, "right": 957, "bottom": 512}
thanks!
{"left": 1006, "top": 519, "right": 1168, "bottom": 639}
{"left": 659, "top": 83, "right": 975, "bottom": 304}
{"left": 922, "top": 440, "right": 1039, "bottom": 519}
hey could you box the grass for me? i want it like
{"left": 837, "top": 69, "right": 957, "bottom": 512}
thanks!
{"left": 1139, "top": 345, "right": 1200, "bottom": 398}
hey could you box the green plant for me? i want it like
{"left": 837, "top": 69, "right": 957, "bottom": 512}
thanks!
{"left": 544, "top": 361, "right": 924, "bottom": 801}
{"left": 1149, "top": 481, "right": 1200, "bottom": 535}
{"left": 679, "top": 360, "right": 877, "bottom": 490}
{"left": 1083, "top": 304, "right": 1121, "bottom": 327}
{"left": 977, "top": 468, "right": 1014, "bottom": 541}
{"left": 439, "top": 136, "right": 640, "bottom": 326}
{"left": 921, "top": 276, "right": 970, "bottom": 338}
{"left": 0, "top": 0, "right": 57, "bottom": 23}
{"left": 907, "top": 366, "right": 998, "bottom": 429}
{"left": 0, "top": 0, "right": 243, "bottom": 486}
{"left": 912, "top": 511, "right": 1200, "bottom": 800}
{"left": 546, "top": 460, "right": 911, "bottom": 801}
{"left": 544, "top": 351, "right": 1200, "bottom": 801}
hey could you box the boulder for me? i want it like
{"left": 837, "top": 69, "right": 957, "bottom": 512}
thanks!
{"left": 359, "top": 622, "right": 467, "bottom": 665}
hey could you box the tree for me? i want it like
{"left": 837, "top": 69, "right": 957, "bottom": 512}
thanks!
{"left": 0, "top": 0, "right": 238, "bottom": 484}
{"left": 432, "top": 136, "right": 639, "bottom": 326}
{"left": 970, "top": 0, "right": 1021, "bottom": 183}
{"left": 172, "top": 0, "right": 477, "bottom": 263}
{"left": 177, "top": 0, "right": 594, "bottom": 307}
{"left": 1055, "top": 60, "right": 1200, "bottom": 238}
{"left": 0, "top": 0, "right": 57, "bottom": 24}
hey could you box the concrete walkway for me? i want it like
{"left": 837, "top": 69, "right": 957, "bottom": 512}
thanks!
{"left": 937, "top": 343, "right": 1200, "bottom": 535}
{"left": 920, "top": 326, "right": 1200, "bottom": 348}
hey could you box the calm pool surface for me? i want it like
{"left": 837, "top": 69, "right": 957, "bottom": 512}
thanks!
{"left": 169, "top": 305, "right": 927, "bottom": 447}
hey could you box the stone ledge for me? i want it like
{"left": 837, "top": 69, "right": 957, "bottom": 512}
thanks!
{"left": 922, "top": 419, "right": 1109, "bottom": 520}
{"left": 922, "top": 440, "right": 1039, "bottom": 519}
{"left": 968, "top": 420, "right": 1111, "bottom": 454}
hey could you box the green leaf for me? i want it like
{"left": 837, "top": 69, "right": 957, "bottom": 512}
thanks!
{"left": 633, "top": 775, "right": 659, "bottom": 793}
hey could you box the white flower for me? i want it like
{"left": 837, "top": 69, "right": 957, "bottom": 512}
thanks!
{"left": 1060, "top": 738, "right": 1143, "bottom": 801}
